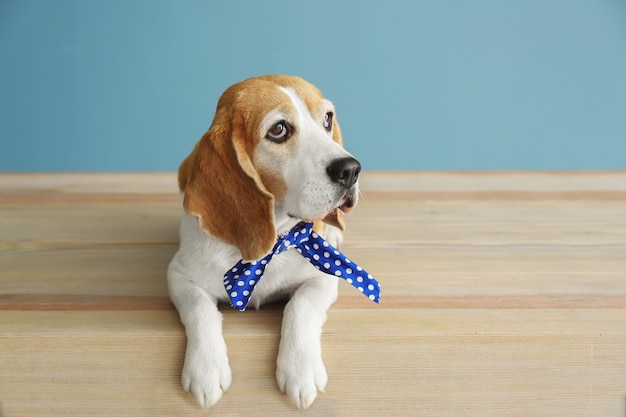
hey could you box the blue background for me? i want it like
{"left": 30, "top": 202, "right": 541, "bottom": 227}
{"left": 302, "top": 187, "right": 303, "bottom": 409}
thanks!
{"left": 2, "top": 0, "right": 625, "bottom": 171}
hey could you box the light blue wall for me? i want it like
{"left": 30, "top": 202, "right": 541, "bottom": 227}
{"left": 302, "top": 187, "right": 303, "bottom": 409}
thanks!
{"left": 1, "top": 0, "right": 625, "bottom": 171}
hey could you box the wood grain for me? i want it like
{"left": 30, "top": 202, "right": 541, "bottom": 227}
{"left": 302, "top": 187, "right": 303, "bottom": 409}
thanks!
{"left": 1, "top": 171, "right": 625, "bottom": 417}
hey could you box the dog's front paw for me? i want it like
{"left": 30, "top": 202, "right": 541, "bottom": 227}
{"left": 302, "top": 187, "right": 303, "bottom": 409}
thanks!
{"left": 182, "top": 349, "right": 232, "bottom": 408}
{"left": 276, "top": 350, "right": 328, "bottom": 409}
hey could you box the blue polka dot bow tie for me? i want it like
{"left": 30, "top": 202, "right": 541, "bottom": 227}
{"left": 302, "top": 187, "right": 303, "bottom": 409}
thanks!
{"left": 223, "top": 222, "right": 381, "bottom": 311}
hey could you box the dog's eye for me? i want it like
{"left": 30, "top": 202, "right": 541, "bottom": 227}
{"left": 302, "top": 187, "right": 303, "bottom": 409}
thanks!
{"left": 323, "top": 112, "right": 333, "bottom": 132}
{"left": 266, "top": 121, "right": 292, "bottom": 143}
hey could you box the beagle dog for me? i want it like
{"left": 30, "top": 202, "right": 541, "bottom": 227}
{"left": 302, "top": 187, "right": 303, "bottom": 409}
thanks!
{"left": 167, "top": 75, "right": 362, "bottom": 409}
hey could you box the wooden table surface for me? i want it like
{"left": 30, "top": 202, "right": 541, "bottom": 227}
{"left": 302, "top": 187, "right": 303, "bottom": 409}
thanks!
{"left": 1, "top": 172, "right": 625, "bottom": 417}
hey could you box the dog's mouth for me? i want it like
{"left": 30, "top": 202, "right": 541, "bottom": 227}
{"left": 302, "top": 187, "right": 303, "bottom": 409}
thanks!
{"left": 287, "top": 201, "right": 351, "bottom": 220}
{"left": 287, "top": 190, "right": 357, "bottom": 221}
{"left": 337, "top": 195, "right": 355, "bottom": 214}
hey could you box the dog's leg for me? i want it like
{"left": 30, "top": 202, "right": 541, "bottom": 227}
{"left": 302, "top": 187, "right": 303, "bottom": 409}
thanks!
{"left": 168, "top": 267, "right": 232, "bottom": 408}
{"left": 276, "top": 274, "right": 338, "bottom": 409}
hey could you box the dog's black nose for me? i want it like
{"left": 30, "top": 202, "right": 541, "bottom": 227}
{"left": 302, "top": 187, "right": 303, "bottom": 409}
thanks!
{"left": 326, "top": 157, "right": 361, "bottom": 188}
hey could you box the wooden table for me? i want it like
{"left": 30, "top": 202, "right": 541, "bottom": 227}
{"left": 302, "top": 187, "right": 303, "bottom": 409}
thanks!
{"left": 1, "top": 172, "right": 625, "bottom": 416}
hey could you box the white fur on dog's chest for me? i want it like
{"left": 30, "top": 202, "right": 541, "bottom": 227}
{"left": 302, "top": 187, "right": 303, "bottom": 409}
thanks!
{"left": 170, "top": 209, "right": 337, "bottom": 309}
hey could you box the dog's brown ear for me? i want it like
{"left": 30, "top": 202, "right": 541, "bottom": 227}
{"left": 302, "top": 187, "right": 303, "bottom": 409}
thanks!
{"left": 322, "top": 208, "right": 346, "bottom": 231}
{"left": 330, "top": 115, "right": 344, "bottom": 146}
{"left": 180, "top": 113, "right": 276, "bottom": 262}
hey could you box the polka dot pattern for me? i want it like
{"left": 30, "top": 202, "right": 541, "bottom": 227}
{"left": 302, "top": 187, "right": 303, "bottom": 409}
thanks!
{"left": 224, "top": 222, "right": 381, "bottom": 311}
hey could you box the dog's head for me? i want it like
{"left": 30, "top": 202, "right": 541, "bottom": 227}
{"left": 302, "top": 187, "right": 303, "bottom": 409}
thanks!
{"left": 179, "top": 75, "right": 360, "bottom": 261}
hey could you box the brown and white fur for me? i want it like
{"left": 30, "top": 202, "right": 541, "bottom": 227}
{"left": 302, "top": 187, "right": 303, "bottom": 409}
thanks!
{"left": 167, "top": 75, "right": 361, "bottom": 409}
